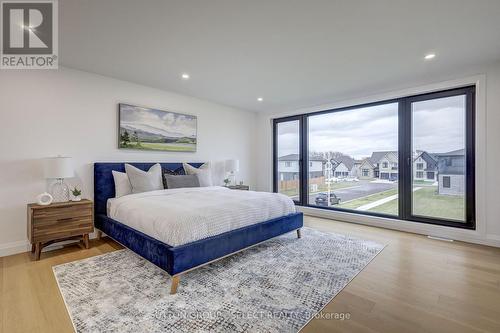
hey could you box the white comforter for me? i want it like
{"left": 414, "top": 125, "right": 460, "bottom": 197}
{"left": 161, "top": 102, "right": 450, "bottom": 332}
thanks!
{"left": 107, "top": 186, "right": 296, "bottom": 246}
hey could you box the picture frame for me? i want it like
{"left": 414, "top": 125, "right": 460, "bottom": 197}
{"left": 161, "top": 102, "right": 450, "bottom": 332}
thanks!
{"left": 118, "top": 103, "right": 197, "bottom": 152}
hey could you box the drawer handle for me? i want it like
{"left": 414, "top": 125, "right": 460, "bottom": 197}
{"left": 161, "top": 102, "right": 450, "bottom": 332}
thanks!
{"left": 57, "top": 217, "right": 74, "bottom": 222}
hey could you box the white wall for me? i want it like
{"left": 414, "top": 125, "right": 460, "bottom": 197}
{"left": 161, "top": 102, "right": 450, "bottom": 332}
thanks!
{"left": 0, "top": 67, "right": 257, "bottom": 256}
{"left": 255, "top": 61, "right": 500, "bottom": 247}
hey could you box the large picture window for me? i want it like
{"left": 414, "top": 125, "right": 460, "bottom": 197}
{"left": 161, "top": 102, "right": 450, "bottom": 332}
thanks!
{"left": 308, "top": 102, "right": 399, "bottom": 215}
{"left": 273, "top": 86, "right": 475, "bottom": 229}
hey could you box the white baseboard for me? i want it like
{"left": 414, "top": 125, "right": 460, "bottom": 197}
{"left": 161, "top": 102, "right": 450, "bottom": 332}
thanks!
{"left": 300, "top": 206, "right": 500, "bottom": 248}
{"left": 0, "top": 240, "right": 30, "bottom": 257}
{"left": 486, "top": 234, "right": 500, "bottom": 243}
{"left": 0, "top": 231, "right": 100, "bottom": 258}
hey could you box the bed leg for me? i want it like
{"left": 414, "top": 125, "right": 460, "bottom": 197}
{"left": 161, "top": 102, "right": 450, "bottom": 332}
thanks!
{"left": 170, "top": 275, "right": 180, "bottom": 295}
{"left": 96, "top": 230, "right": 103, "bottom": 240}
{"left": 297, "top": 229, "right": 302, "bottom": 239}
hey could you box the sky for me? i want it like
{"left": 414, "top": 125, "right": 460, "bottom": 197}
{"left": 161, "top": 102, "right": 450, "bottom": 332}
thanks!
{"left": 120, "top": 104, "right": 197, "bottom": 138}
{"left": 278, "top": 95, "right": 466, "bottom": 159}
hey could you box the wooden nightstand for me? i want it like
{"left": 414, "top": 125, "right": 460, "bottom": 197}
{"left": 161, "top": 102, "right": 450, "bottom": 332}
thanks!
{"left": 27, "top": 200, "right": 94, "bottom": 261}
{"left": 227, "top": 185, "right": 250, "bottom": 190}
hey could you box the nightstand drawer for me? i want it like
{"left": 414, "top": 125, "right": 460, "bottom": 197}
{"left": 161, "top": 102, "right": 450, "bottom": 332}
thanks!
{"left": 34, "top": 214, "right": 92, "bottom": 230}
{"left": 33, "top": 204, "right": 92, "bottom": 221}
{"left": 34, "top": 218, "right": 93, "bottom": 243}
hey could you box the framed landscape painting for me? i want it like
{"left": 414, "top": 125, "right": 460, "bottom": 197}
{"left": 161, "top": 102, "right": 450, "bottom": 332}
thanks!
{"left": 118, "top": 104, "right": 197, "bottom": 152}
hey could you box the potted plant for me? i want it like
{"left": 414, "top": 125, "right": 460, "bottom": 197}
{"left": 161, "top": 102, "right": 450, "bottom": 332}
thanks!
{"left": 71, "top": 187, "right": 82, "bottom": 201}
{"left": 223, "top": 178, "right": 230, "bottom": 187}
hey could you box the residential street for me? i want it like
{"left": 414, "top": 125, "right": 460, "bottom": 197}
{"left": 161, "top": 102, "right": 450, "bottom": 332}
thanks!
{"left": 308, "top": 180, "right": 397, "bottom": 205}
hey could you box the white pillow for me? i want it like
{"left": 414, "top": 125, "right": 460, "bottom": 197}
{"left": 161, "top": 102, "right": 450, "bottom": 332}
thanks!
{"left": 183, "top": 163, "right": 213, "bottom": 187}
{"left": 112, "top": 170, "right": 132, "bottom": 198}
{"left": 125, "top": 163, "right": 163, "bottom": 194}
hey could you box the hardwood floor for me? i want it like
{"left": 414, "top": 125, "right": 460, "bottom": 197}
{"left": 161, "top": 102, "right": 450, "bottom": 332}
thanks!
{"left": 1, "top": 216, "right": 500, "bottom": 332}
{"left": 0, "top": 240, "right": 122, "bottom": 333}
{"left": 302, "top": 217, "right": 500, "bottom": 333}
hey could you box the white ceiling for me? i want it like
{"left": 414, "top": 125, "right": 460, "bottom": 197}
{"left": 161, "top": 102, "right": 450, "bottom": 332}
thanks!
{"left": 60, "top": 0, "right": 500, "bottom": 113}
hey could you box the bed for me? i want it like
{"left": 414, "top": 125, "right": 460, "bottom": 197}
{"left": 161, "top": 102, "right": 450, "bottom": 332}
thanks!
{"left": 94, "top": 162, "right": 303, "bottom": 294}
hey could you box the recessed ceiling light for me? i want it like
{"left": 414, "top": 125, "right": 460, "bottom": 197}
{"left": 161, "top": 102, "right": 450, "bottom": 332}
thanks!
{"left": 424, "top": 53, "right": 436, "bottom": 60}
{"left": 181, "top": 73, "right": 190, "bottom": 79}
{"left": 257, "top": 97, "right": 263, "bottom": 102}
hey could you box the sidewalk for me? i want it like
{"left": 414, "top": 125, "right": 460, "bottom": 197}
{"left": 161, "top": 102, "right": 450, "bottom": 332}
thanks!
{"left": 357, "top": 187, "right": 422, "bottom": 211}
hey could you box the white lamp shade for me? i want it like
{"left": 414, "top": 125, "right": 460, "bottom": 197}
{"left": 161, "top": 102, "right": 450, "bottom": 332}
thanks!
{"left": 225, "top": 159, "right": 240, "bottom": 172}
{"left": 43, "top": 157, "right": 74, "bottom": 179}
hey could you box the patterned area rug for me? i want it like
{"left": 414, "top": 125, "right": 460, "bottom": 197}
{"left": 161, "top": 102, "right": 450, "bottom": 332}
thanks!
{"left": 53, "top": 227, "right": 384, "bottom": 333}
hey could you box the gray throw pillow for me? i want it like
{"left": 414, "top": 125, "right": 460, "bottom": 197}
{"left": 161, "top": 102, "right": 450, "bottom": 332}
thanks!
{"left": 125, "top": 163, "right": 163, "bottom": 194}
{"left": 164, "top": 174, "right": 200, "bottom": 189}
{"left": 162, "top": 168, "right": 183, "bottom": 189}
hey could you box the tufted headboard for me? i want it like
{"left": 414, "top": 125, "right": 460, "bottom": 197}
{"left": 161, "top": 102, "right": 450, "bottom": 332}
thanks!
{"left": 93, "top": 162, "right": 204, "bottom": 216}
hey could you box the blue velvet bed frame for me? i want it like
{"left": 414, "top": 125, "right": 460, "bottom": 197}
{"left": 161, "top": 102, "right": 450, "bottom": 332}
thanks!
{"left": 93, "top": 162, "right": 303, "bottom": 293}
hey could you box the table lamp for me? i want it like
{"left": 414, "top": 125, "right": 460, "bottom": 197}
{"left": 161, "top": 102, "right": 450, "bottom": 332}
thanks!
{"left": 225, "top": 159, "right": 240, "bottom": 185}
{"left": 44, "top": 156, "right": 74, "bottom": 202}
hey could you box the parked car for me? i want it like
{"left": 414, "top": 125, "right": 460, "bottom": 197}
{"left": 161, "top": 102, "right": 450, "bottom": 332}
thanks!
{"left": 315, "top": 192, "right": 341, "bottom": 206}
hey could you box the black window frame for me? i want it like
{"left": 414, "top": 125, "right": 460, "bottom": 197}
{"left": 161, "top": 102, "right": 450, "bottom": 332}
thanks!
{"left": 273, "top": 115, "right": 307, "bottom": 205}
{"left": 272, "top": 86, "right": 476, "bottom": 230}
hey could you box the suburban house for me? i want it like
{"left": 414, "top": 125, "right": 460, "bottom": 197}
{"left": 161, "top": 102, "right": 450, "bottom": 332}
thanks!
{"left": 376, "top": 151, "right": 399, "bottom": 181}
{"left": 309, "top": 156, "right": 326, "bottom": 179}
{"left": 331, "top": 156, "right": 355, "bottom": 178}
{"left": 413, "top": 151, "right": 438, "bottom": 182}
{"left": 358, "top": 151, "right": 399, "bottom": 181}
{"left": 351, "top": 160, "right": 362, "bottom": 178}
{"left": 436, "top": 149, "right": 465, "bottom": 195}
{"left": 277, "top": 154, "right": 324, "bottom": 181}
{"left": 343, "top": 149, "right": 462, "bottom": 196}
{"left": 359, "top": 159, "right": 376, "bottom": 179}
{"left": 335, "top": 151, "right": 398, "bottom": 181}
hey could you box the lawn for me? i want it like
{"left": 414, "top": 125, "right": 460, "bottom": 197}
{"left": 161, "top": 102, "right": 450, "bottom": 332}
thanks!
{"left": 280, "top": 181, "right": 360, "bottom": 198}
{"left": 120, "top": 141, "right": 196, "bottom": 152}
{"left": 371, "top": 186, "right": 465, "bottom": 220}
{"left": 367, "top": 196, "right": 398, "bottom": 215}
{"left": 280, "top": 188, "right": 299, "bottom": 197}
{"left": 413, "top": 180, "right": 435, "bottom": 184}
{"left": 316, "top": 181, "right": 361, "bottom": 192}
{"left": 281, "top": 182, "right": 465, "bottom": 221}
{"left": 338, "top": 189, "right": 398, "bottom": 211}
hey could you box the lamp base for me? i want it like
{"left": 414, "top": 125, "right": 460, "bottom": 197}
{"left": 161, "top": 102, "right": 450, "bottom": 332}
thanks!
{"left": 226, "top": 172, "right": 237, "bottom": 186}
{"left": 49, "top": 179, "right": 70, "bottom": 202}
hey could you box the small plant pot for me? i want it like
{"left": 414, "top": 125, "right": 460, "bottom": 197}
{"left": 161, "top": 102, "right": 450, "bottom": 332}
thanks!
{"left": 72, "top": 195, "right": 82, "bottom": 202}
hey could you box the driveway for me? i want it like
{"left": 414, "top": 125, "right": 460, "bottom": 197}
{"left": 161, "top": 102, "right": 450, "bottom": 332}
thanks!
{"left": 308, "top": 180, "right": 397, "bottom": 205}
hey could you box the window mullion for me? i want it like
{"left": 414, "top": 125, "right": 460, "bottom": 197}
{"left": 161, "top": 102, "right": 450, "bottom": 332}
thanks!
{"left": 399, "top": 98, "right": 412, "bottom": 221}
